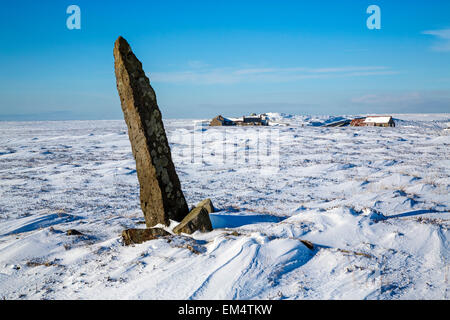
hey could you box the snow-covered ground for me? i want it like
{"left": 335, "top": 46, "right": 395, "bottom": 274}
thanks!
{"left": 0, "top": 113, "right": 448, "bottom": 300}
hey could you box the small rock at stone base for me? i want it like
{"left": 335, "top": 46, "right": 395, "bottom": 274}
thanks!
{"left": 66, "top": 229, "right": 83, "bottom": 236}
{"left": 122, "top": 228, "right": 171, "bottom": 245}
{"left": 196, "top": 198, "right": 215, "bottom": 214}
{"left": 173, "top": 199, "right": 214, "bottom": 235}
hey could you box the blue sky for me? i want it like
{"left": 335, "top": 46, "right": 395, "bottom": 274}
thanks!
{"left": 0, "top": 0, "right": 449, "bottom": 120}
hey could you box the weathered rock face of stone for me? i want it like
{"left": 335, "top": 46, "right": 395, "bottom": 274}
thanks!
{"left": 173, "top": 208, "right": 212, "bottom": 235}
{"left": 196, "top": 198, "right": 215, "bottom": 214}
{"left": 113, "top": 36, "right": 189, "bottom": 227}
{"left": 122, "top": 228, "right": 171, "bottom": 246}
{"left": 173, "top": 199, "right": 214, "bottom": 235}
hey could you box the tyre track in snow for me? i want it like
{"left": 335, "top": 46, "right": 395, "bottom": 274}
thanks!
{"left": 188, "top": 236, "right": 258, "bottom": 299}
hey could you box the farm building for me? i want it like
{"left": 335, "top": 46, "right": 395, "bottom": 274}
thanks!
{"left": 210, "top": 114, "right": 269, "bottom": 126}
{"left": 209, "top": 115, "right": 237, "bottom": 126}
{"left": 241, "top": 114, "right": 269, "bottom": 126}
{"left": 350, "top": 118, "right": 366, "bottom": 127}
{"left": 323, "top": 119, "right": 352, "bottom": 127}
{"left": 350, "top": 116, "right": 395, "bottom": 127}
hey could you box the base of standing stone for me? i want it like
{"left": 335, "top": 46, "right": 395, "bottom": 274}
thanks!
{"left": 173, "top": 199, "right": 214, "bottom": 235}
{"left": 122, "top": 228, "right": 171, "bottom": 245}
{"left": 122, "top": 199, "right": 215, "bottom": 246}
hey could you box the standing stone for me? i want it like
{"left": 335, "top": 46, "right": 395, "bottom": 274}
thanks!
{"left": 113, "top": 36, "right": 189, "bottom": 227}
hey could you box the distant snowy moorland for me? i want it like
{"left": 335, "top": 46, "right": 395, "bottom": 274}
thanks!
{"left": 0, "top": 113, "right": 448, "bottom": 299}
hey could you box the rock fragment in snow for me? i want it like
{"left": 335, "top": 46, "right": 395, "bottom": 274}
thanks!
{"left": 196, "top": 198, "right": 215, "bottom": 214}
{"left": 66, "top": 229, "right": 83, "bottom": 236}
{"left": 113, "top": 36, "right": 189, "bottom": 227}
{"left": 300, "top": 240, "right": 314, "bottom": 250}
{"left": 122, "top": 228, "right": 171, "bottom": 245}
{"left": 173, "top": 199, "right": 214, "bottom": 235}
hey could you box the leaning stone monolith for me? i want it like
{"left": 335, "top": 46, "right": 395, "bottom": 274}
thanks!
{"left": 113, "top": 36, "right": 189, "bottom": 227}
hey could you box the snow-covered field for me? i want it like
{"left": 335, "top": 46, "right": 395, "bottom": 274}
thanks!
{"left": 0, "top": 113, "right": 448, "bottom": 300}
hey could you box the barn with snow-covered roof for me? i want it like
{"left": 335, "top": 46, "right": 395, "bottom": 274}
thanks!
{"left": 350, "top": 116, "right": 395, "bottom": 127}
{"left": 364, "top": 116, "right": 395, "bottom": 127}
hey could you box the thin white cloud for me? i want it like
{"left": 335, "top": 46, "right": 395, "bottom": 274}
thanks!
{"left": 150, "top": 66, "right": 397, "bottom": 84}
{"left": 351, "top": 92, "right": 422, "bottom": 104}
{"left": 350, "top": 90, "right": 450, "bottom": 113}
{"left": 422, "top": 29, "right": 450, "bottom": 52}
{"left": 233, "top": 68, "right": 287, "bottom": 75}
{"left": 422, "top": 29, "right": 450, "bottom": 39}
{"left": 233, "top": 66, "right": 389, "bottom": 75}
{"left": 187, "top": 60, "right": 210, "bottom": 69}
{"left": 308, "top": 66, "right": 388, "bottom": 73}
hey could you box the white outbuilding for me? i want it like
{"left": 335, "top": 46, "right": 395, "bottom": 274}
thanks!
{"left": 363, "top": 116, "right": 395, "bottom": 127}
